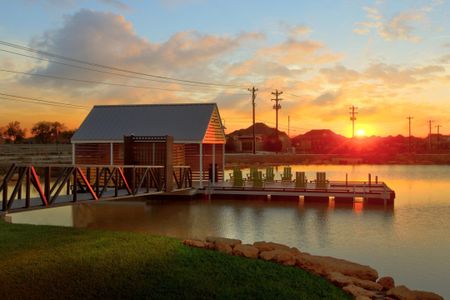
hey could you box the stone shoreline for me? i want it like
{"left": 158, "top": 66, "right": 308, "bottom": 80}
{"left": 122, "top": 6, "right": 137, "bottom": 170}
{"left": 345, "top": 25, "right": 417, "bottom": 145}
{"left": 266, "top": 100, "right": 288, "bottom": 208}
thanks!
{"left": 183, "top": 237, "right": 443, "bottom": 300}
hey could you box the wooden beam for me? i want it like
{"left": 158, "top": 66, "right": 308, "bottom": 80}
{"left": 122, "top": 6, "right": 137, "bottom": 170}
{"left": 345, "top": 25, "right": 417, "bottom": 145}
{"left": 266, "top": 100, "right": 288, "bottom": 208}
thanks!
{"left": 117, "top": 168, "right": 132, "bottom": 195}
{"left": 76, "top": 167, "right": 99, "bottom": 201}
{"left": 30, "top": 166, "right": 48, "bottom": 207}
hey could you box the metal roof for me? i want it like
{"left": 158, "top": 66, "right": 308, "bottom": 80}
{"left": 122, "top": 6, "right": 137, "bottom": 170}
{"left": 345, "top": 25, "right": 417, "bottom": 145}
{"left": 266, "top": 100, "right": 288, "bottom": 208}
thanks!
{"left": 71, "top": 103, "right": 219, "bottom": 143}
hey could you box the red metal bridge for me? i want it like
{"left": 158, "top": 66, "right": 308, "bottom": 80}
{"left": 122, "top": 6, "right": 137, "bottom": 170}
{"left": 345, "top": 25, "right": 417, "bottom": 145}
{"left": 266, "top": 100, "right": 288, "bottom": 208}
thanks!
{"left": 0, "top": 163, "right": 192, "bottom": 213}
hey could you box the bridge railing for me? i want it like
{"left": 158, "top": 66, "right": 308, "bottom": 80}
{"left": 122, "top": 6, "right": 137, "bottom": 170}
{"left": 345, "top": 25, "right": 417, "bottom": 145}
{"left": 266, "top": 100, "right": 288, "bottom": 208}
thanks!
{"left": 0, "top": 164, "right": 192, "bottom": 212}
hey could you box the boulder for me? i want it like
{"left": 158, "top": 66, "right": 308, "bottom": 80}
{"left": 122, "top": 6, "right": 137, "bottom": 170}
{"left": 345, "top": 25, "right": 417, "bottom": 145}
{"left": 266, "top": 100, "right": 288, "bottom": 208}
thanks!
{"left": 327, "top": 272, "right": 383, "bottom": 291}
{"left": 410, "top": 290, "right": 444, "bottom": 300}
{"left": 253, "top": 241, "right": 291, "bottom": 252}
{"left": 387, "top": 285, "right": 416, "bottom": 300}
{"left": 388, "top": 286, "right": 444, "bottom": 300}
{"left": 377, "top": 276, "right": 395, "bottom": 290}
{"left": 182, "top": 239, "right": 208, "bottom": 248}
{"left": 233, "top": 244, "right": 259, "bottom": 259}
{"left": 214, "top": 242, "right": 233, "bottom": 254}
{"left": 295, "top": 253, "right": 378, "bottom": 281}
{"left": 259, "top": 249, "right": 296, "bottom": 266}
{"left": 206, "top": 236, "right": 242, "bottom": 248}
{"left": 342, "top": 284, "right": 376, "bottom": 298}
{"left": 355, "top": 296, "right": 371, "bottom": 300}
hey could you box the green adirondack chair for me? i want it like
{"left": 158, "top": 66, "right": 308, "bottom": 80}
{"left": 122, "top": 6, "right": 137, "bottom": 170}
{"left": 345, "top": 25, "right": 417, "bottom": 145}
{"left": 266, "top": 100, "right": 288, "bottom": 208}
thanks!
{"left": 282, "top": 167, "right": 292, "bottom": 182}
{"left": 295, "top": 172, "right": 307, "bottom": 188}
{"left": 316, "top": 172, "right": 327, "bottom": 189}
{"left": 248, "top": 167, "right": 258, "bottom": 181}
{"left": 232, "top": 167, "right": 244, "bottom": 187}
{"left": 265, "top": 167, "right": 275, "bottom": 182}
{"left": 253, "top": 171, "right": 263, "bottom": 188}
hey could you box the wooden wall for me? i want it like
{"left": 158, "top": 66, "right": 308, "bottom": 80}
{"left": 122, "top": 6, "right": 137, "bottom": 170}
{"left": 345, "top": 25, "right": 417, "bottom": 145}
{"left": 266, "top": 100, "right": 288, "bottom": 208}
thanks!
{"left": 75, "top": 142, "right": 223, "bottom": 182}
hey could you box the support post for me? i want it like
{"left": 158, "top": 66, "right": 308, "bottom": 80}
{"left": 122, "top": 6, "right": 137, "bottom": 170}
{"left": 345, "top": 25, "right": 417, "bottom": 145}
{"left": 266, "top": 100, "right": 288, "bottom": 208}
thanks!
{"left": 2, "top": 180, "right": 7, "bottom": 211}
{"left": 72, "top": 143, "right": 75, "bottom": 164}
{"left": 45, "top": 167, "right": 51, "bottom": 202}
{"left": 72, "top": 168, "right": 77, "bottom": 202}
{"left": 165, "top": 136, "right": 174, "bottom": 192}
{"left": 26, "top": 167, "right": 31, "bottom": 207}
{"left": 199, "top": 143, "right": 203, "bottom": 188}
{"left": 212, "top": 144, "right": 216, "bottom": 185}
{"left": 222, "top": 143, "right": 225, "bottom": 182}
{"left": 110, "top": 143, "right": 114, "bottom": 165}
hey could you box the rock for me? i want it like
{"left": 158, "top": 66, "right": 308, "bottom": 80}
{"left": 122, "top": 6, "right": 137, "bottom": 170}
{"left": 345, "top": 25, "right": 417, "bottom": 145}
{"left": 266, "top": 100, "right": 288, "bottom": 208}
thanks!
{"left": 182, "top": 239, "right": 207, "bottom": 248}
{"left": 342, "top": 284, "right": 376, "bottom": 298}
{"left": 253, "top": 241, "right": 291, "bottom": 251}
{"left": 259, "top": 249, "right": 296, "bottom": 266}
{"left": 214, "top": 242, "right": 233, "bottom": 254}
{"left": 355, "top": 296, "right": 371, "bottom": 300}
{"left": 377, "top": 276, "right": 395, "bottom": 290}
{"left": 206, "top": 236, "right": 242, "bottom": 247}
{"left": 327, "top": 272, "right": 383, "bottom": 291}
{"left": 410, "top": 290, "right": 444, "bottom": 300}
{"left": 295, "top": 253, "right": 378, "bottom": 281}
{"left": 233, "top": 244, "right": 259, "bottom": 259}
{"left": 387, "top": 285, "right": 415, "bottom": 300}
{"left": 386, "top": 285, "right": 443, "bottom": 300}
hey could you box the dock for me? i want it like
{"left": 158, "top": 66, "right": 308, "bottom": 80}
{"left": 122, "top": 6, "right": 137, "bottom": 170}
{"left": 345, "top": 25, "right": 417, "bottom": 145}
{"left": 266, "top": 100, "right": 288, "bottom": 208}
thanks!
{"left": 201, "top": 180, "right": 395, "bottom": 205}
{"left": 1, "top": 162, "right": 396, "bottom": 215}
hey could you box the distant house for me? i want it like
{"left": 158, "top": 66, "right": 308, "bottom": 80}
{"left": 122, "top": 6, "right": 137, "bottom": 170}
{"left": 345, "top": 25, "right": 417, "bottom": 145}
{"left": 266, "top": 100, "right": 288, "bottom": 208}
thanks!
{"left": 291, "top": 129, "right": 345, "bottom": 154}
{"left": 226, "top": 123, "right": 290, "bottom": 153}
{"left": 71, "top": 103, "right": 226, "bottom": 185}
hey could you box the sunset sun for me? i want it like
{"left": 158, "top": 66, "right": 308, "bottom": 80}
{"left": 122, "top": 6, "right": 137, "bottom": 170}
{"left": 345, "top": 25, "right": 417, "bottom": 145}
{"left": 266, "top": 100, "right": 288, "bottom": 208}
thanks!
{"left": 356, "top": 129, "right": 366, "bottom": 137}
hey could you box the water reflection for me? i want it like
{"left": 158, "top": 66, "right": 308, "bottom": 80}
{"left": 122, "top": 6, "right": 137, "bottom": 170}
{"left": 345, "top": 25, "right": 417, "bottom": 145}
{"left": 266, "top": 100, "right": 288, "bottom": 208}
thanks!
{"left": 6, "top": 164, "right": 450, "bottom": 298}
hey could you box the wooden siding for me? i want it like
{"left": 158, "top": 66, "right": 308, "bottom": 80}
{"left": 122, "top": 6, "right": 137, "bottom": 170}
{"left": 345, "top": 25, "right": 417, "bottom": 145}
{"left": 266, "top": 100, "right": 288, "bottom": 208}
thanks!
{"left": 203, "top": 107, "right": 225, "bottom": 144}
{"left": 75, "top": 143, "right": 111, "bottom": 165}
{"left": 113, "top": 143, "right": 124, "bottom": 164}
{"left": 173, "top": 144, "right": 185, "bottom": 166}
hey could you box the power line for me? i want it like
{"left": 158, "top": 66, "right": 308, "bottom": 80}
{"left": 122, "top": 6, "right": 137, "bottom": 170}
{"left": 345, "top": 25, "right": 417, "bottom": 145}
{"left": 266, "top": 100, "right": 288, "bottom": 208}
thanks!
{"left": 0, "top": 40, "right": 248, "bottom": 89}
{"left": 0, "top": 48, "right": 244, "bottom": 91}
{"left": 0, "top": 93, "right": 89, "bottom": 110}
{"left": 349, "top": 105, "right": 358, "bottom": 138}
{"left": 271, "top": 89, "right": 283, "bottom": 136}
{"left": 428, "top": 120, "right": 433, "bottom": 151}
{"left": 0, "top": 68, "right": 248, "bottom": 95}
{"left": 407, "top": 116, "right": 413, "bottom": 153}
{"left": 248, "top": 86, "right": 258, "bottom": 154}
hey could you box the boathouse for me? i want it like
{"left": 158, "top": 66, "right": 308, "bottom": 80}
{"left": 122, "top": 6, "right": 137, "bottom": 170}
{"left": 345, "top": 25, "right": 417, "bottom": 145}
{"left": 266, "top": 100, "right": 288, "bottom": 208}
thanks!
{"left": 71, "top": 103, "right": 226, "bottom": 186}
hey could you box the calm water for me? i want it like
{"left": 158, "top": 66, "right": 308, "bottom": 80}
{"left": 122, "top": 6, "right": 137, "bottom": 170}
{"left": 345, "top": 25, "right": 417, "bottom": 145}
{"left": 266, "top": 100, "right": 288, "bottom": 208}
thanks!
{"left": 8, "top": 165, "right": 450, "bottom": 298}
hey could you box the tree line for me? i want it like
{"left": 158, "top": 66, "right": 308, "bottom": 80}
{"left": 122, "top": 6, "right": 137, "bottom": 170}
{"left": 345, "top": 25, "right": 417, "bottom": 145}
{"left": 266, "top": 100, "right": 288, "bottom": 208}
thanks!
{"left": 0, "top": 121, "right": 75, "bottom": 144}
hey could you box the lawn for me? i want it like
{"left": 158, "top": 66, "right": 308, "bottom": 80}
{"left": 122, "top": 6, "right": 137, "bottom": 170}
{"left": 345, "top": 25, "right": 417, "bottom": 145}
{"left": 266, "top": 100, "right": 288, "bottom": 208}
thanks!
{"left": 0, "top": 220, "right": 350, "bottom": 299}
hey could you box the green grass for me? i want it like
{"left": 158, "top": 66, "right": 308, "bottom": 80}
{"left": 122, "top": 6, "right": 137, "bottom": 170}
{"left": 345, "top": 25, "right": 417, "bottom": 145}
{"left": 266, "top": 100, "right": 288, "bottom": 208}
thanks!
{"left": 0, "top": 220, "right": 350, "bottom": 299}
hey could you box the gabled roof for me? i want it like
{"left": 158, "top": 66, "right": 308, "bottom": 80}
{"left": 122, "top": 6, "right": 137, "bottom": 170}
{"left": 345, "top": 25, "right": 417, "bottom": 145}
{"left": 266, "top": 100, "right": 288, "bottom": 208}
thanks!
{"left": 72, "top": 103, "right": 222, "bottom": 143}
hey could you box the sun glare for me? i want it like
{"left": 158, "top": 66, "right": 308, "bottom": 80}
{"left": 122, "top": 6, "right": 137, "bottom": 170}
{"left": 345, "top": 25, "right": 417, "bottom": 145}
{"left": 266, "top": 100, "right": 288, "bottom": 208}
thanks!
{"left": 356, "top": 129, "right": 366, "bottom": 137}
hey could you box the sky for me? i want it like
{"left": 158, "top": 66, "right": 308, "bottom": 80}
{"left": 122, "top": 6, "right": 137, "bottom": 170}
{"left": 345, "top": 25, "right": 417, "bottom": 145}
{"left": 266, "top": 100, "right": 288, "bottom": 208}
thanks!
{"left": 0, "top": 0, "right": 449, "bottom": 137}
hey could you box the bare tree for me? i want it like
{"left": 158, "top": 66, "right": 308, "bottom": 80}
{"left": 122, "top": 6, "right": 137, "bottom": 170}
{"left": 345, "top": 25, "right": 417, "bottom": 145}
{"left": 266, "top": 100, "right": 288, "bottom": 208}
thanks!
{"left": 2, "top": 121, "right": 26, "bottom": 143}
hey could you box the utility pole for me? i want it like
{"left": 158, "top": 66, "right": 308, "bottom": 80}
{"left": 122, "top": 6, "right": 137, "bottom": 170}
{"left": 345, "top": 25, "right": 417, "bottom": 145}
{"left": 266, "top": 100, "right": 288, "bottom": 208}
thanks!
{"left": 288, "top": 115, "right": 290, "bottom": 137}
{"left": 436, "top": 124, "right": 442, "bottom": 150}
{"left": 271, "top": 89, "right": 283, "bottom": 136}
{"left": 407, "top": 116, "right": 413, "bottom": 153}
{"left": 349, "top": 106, "right": 358, "bottom": 138}
{"left": 428, "top": 120, "right": 433, "bottom": 151}
{"left": 248, "top": 86, "right": 258, "bottom": 154}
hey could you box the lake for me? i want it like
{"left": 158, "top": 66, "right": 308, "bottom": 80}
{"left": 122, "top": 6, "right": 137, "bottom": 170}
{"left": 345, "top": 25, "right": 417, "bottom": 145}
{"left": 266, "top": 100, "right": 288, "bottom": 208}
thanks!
{"left": 8, "top": 165, "right": 450, "bottom": 298}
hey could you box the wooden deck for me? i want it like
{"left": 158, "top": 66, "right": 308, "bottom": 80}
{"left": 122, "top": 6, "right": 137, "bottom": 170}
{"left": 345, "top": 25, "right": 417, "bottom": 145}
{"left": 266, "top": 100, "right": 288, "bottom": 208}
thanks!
{"left": 201, "top": 180, "right": 395, "bottom": 204}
